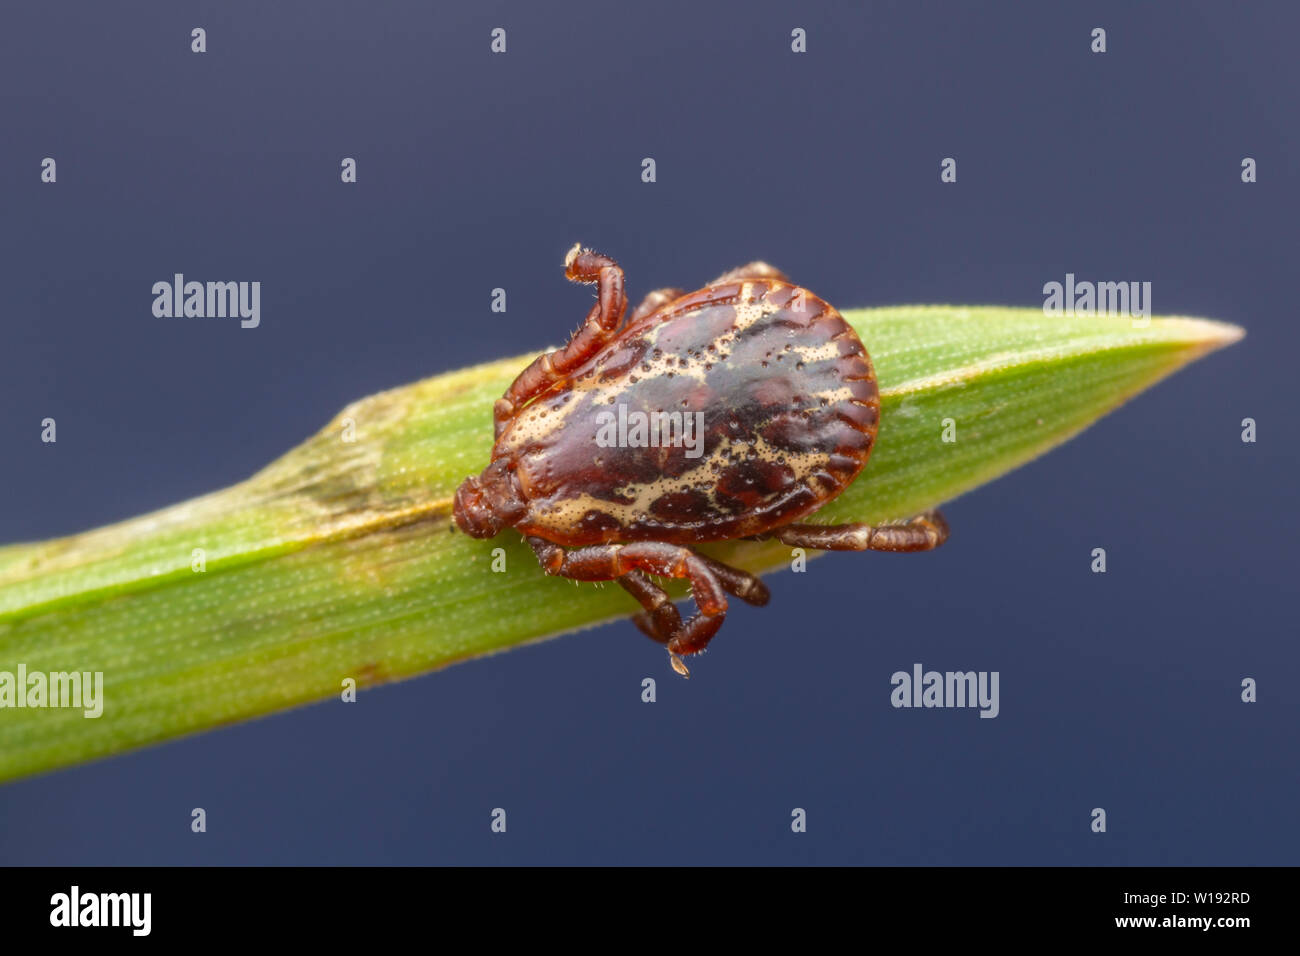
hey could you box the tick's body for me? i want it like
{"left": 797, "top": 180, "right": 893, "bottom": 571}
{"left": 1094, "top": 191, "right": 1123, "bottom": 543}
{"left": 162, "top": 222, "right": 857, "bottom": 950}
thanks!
{"left": 497, "top": 279, "right": 878, "bottom": 546}
{"left": 454, "top": 246, "right": 948, "bottom": 674}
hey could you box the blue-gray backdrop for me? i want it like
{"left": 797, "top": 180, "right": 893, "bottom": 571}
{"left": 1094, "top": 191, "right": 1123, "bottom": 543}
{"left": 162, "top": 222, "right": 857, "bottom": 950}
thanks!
{"left": 1, "top": 1, "right": 1295, "bottom": 865}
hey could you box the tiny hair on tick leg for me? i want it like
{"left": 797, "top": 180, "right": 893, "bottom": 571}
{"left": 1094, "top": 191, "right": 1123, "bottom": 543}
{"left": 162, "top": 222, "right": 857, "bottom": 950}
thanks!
{"left": 452, "top": 245, "right": 947, "bottom": 675}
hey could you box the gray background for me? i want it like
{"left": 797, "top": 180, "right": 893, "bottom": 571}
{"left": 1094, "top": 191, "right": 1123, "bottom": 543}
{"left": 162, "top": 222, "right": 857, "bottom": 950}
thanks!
{"left": 0, "top": 1, "right": 1295, "bottom": 864}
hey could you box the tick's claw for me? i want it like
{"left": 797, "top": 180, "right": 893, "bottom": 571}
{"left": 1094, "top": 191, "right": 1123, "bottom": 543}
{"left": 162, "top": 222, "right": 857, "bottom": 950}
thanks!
{"left": 669, "top": 653, "right": 691, "bottom": 678}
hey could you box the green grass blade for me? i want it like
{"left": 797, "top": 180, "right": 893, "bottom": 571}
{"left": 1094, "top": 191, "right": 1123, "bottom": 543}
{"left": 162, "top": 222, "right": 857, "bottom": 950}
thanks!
{"left": 0, "top": 306, "right": 1242, "bottom": 782}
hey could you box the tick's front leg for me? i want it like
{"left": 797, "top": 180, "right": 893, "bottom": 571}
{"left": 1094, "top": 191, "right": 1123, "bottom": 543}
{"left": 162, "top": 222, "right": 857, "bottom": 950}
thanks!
{"left": 494, "top": 245, "right": 628, "bottom": 438}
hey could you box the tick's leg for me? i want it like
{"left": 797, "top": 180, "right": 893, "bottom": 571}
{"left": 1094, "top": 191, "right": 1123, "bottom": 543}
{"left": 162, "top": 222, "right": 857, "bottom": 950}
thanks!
{"left": 622, "top": 555, "right": 768, "bottom": 647}
{"left": 708, "top": 261, "right": 791, "bottom": 286}
{"left": 767, "top": 510, "right": 950, "bottom": 553}
{"left": 695, "top": 552, "right": 770, "bottom": 607}
{"left": 629, "top": 287, "right": 686, "bottom": 324}
{"left": 494, "top": 245, "right": 627, "bottom": 438}
{"left": 619, "top": 570, "right": 681, "bottom": 645}
{"left": 630, "top": 610, "right": 669, "bottom": 646}
{"left": 527, "top": 537, "right": 733, "bottom": 672}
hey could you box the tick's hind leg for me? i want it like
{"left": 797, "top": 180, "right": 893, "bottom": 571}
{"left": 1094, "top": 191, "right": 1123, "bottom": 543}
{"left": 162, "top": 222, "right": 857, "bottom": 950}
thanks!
{"left": 527, "top": 537, "right": 743, "bottom": 675}
{"left": 629, "top": 287, "right": 686, "bottom": 323}
{"left": 709, "top": 261, "right": 791, "bottom": 286}
{"left": 494, "top": 245, "right": 627, "bottom": 438}
{"left": 767, "top": 510, "right": 950, "bottom": 553}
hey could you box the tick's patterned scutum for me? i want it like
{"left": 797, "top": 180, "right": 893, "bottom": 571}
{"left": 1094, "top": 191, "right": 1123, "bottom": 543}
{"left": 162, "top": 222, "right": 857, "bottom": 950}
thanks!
{"left": 494, "top": 280, "right": 880, "bottom": 546}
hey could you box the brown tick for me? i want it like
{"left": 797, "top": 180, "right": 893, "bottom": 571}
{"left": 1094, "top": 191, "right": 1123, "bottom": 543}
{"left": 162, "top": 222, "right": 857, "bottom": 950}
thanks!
{"left": 454, "top": 245, "right": 949, "bottom": 676}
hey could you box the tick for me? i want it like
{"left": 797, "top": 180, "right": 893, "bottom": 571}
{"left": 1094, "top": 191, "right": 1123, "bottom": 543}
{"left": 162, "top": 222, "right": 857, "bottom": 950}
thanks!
{"left": 454, "top": 245, "right": 949, "bottom": 675}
